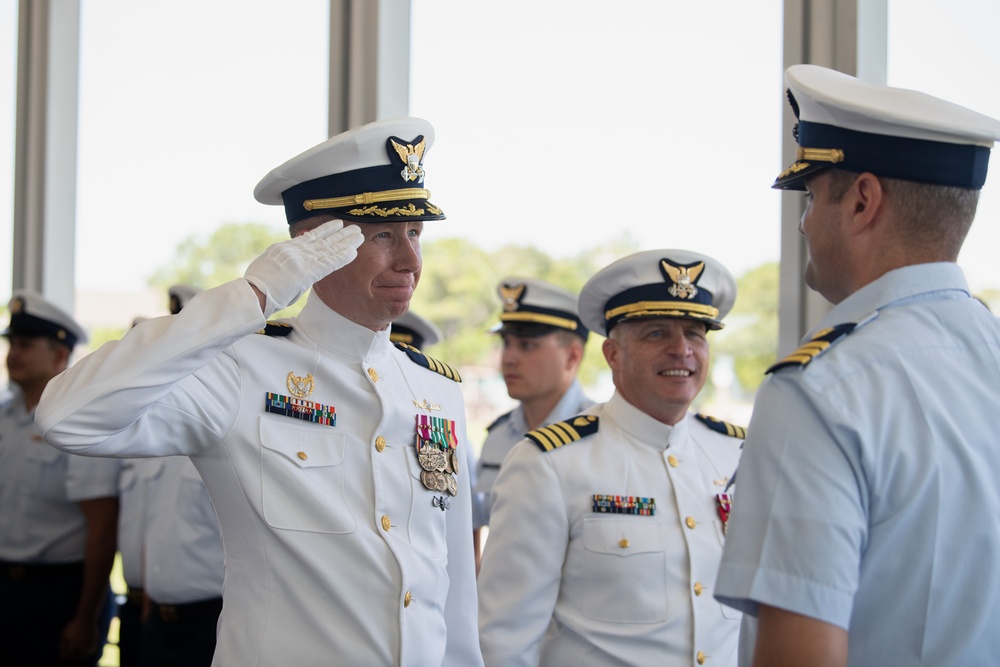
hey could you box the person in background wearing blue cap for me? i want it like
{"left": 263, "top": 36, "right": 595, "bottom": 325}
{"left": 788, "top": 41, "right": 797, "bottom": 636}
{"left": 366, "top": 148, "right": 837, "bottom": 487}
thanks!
{"left": 715, "top": 65, "right": 1000, "bottom": 667}
{"left": 0, "top": 291, "right": 120, "bottom": 666}
{"left": 472, "top": 278, "right": 594, "bottom": 567}
{"left": 478, "top": 251, "right": 744, "bottom": 667}
{"left": 36, "top": 118, "right": 483, "bottom": 666}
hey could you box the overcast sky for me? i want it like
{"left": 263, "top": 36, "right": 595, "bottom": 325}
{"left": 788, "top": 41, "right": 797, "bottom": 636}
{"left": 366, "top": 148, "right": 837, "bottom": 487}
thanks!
{"left": 1, "top": 0, "right": 999, "bottom": 299}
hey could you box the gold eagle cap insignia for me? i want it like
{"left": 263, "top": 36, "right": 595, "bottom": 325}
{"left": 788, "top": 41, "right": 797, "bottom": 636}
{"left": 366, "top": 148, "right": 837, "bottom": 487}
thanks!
{"left": 500, "top": 284, "right": 526, "bottom": 312}
{"left": 286, "top": 372, "right": 315, "bottom": 399}
{"left": 390, "top": 137, "right": 427, "bottom": 183}
{"left": 661, "top": 260, "right": 705, "bottom": 300}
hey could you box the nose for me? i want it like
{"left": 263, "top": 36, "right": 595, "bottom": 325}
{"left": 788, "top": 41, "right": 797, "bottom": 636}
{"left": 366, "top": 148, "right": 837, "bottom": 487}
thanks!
{"left": 393, "top": 233, "right": 421, "bottom": 273}
{"left": 662, "top": 331, "right": 692, "bottom": 357}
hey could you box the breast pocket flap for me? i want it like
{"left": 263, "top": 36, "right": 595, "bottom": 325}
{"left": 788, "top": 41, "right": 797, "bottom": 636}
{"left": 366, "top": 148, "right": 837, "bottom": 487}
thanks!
{"left": 583, "top": 518, "right": 666, "bottom": 557}
{"left": 259, "top": 419, "right": 345, "bottom": 468}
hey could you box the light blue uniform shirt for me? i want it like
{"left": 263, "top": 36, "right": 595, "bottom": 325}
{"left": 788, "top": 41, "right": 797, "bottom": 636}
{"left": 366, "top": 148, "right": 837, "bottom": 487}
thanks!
{"left": 473, "top": 379, "right": 593, "bottom": 528}
{"left": 0, "top": 388, "right": 120, "bottom": 563}
{"left": 716, "top": 263, "right": 1000, "bottom": 666}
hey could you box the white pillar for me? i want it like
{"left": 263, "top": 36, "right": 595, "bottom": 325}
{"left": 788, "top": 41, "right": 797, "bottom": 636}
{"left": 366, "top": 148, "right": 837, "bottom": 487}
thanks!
{"left": 328, "top": 0, "right": 411, "bottom": 136}
{"left": 12, "top": 0, "right": 81, "bottom": 312}
{"left": 777, "top": 0, "right": 886, "bottom": 355}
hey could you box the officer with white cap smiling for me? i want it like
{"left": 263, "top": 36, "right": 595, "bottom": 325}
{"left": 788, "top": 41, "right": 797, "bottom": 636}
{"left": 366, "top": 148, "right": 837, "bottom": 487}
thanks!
{"left": 715, "top": 65, "right": 1000, "bottom": 667}
{"left": 0, "top": 291, "right": 119, "bottom": 666}
{"left": 37, "top": 118, "right": 483, "bottom": 666}
{"left": 478, "top": 250, "right": 744, "bottom": 667}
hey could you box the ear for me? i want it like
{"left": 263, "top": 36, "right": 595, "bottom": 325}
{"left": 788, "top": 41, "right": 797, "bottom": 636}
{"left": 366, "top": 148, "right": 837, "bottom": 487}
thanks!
{"left": 848, "top": 172, "right": 885, "bottom": 234}
{"left": 53, "top": 343, "right": 71, "bottom": 369}
{"left": 601, "top": 337, "right": 619, "bottom": 370}
{"left": 565, "top": 339, "right": 585, "bottom": 371}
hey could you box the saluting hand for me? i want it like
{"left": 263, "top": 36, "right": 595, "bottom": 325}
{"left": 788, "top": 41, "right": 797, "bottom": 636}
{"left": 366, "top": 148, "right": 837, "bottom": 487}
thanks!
{"left": 244, "top": 219, "right": 365, "bottom": 318}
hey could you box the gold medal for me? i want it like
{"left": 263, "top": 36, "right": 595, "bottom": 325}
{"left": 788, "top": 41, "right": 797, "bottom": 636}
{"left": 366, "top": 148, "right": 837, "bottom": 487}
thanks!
{"left": 450, "top": 449, "right": 460, "bottom": 475}
{"left": 420, "top": 470, "right": 438, "bottom": 492}
{"left": 445, "top": 473, "right": 458, "bottom": 497}
{"left": 433, "top": 471, "right": 449, "bottom": 493}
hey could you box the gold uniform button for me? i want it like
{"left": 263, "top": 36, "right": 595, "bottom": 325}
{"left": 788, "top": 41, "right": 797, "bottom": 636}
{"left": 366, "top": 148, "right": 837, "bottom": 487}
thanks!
{"left": 618, "top": 538, "right": 630, "bottom": 549}
{"left": 375, "top": 436, "right": 387, "bottom": 452}
{"left": 404, "top": 591, "right": 412, "bottom": 607}
{"left": 367, "top": 367, "right": 379, "bottom": 383}
{"left": 667, "top": 454, "right": 679, "bottom": 467}
{"left": 381, "top": 515, "right": 391, "bottom": 531}
{"left": 297, "top": 451, "right": 308, "bottom": 460}
{"left": 693, "top": 582, "right": 703, "bottom": 596}
{"left": 697, "top": 650, "right": 706, "bottom": 664}
{"left": 685, "top": 516, "right": 696, "bottom": 529}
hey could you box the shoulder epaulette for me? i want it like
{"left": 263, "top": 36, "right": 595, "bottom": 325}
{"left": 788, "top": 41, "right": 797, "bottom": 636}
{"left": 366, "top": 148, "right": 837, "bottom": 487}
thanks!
{"left": 256, "top": 321, "right": 294, "bottom": 337}
{"left": 394, "top": 342, "right": 462, "bottom": 382}
{"left": 526, "top": 415, "right": 599, "bottom": 453}
{"left": 695, "top": 413, "right": 746, "bottom": 440}
{"left": 766, "top": 322, "right": 857, "bottom": 374}
{"left": 486, "top": 410, "right": 513, "bottom": 432}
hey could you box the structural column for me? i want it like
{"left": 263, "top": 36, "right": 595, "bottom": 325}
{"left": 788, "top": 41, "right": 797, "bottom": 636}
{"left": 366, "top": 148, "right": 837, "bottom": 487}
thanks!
{"left": 12, "top": 0, "right": 81, "bottom": 311}
{"left": 328, "top": 0, "right": 412, "bottom": 136}
{"left": 777, "top": 0, "right": 887, "bottom": 355}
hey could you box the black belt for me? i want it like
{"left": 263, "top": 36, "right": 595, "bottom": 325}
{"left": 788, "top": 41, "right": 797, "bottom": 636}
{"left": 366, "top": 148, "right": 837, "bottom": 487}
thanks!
{"left": 151, "top": 597, "right": 224, "bottom": 624}
{"left": 0, "top": 560, "right": 83, "bottom": 582}
{"left": 125, "top": 587, "right": 145, "bottom": 605}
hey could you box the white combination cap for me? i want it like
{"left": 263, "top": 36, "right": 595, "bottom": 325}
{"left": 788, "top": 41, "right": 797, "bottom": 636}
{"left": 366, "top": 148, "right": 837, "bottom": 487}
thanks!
{"left": 254, "top": 117, "right": 445, "bottom": 225}
{"left": 579, "top": 249, "right": 736, "bottom": 336}
{"left": 774, "top": 64, "right": 1000, "bottom": 190}
{"left": 3, "top": 290, "right": 87, "bottom": 349}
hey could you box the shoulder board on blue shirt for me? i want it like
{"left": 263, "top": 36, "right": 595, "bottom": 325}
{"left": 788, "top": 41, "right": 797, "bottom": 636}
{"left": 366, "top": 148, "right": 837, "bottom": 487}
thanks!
{"left": 256, "top": 321, "right": 294, "bottom": 337}
{"left": 766, "top": 322, "right": 857, "bottom": 374}
{"left": 486, "top": 410, "right": 514, "bottom": 432}
{"left": 695, "top": 414, "right": 746, "bottom": 440}
{"left": 394, "top": 342, "right": 462, "bottom": 382}
{"left": 526, "top": 415, "right": 599, "bottom": 453}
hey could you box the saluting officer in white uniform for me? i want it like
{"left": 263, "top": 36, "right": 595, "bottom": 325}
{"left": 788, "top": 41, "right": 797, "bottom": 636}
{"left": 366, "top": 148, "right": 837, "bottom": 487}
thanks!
{"left": 478, "top": 250, "right": 744, "bottom": 667}
{"left": 37, "top": 118, "right": 483, "bottom": 667}
{"left": 0, "top": 291, "right": 120, "bottom": 666}
{"left": 473, "top": 278, "right": 594, "bottom": 531}
{"left": 116, "top": 284, "right": 203, "bottom": 667}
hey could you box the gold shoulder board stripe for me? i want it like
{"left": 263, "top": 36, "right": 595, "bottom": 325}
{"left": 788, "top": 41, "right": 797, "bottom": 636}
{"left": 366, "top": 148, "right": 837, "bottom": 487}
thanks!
{"left": 766, "top": 322, "right": 857, "bottom": 374}
{"left": 695, "top": 413, "right": 746, "bottom": 440}
{"left": 526, "top": 415, "right": 599, "bottom": 452}
{"left": 394, "top": 342, "right": 462, "bottom": 382}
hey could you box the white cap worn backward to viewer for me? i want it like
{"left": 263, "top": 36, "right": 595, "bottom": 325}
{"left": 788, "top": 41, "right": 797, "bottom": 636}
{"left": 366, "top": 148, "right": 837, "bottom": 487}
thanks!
{"left": 773, "top": 64, "right": 1000, "bottom": 190}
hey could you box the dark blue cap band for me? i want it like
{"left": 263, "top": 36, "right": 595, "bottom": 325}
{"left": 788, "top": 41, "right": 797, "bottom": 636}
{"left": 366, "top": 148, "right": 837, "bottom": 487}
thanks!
{"left": 798, "top": 121, "right": 991, "bottom": 189}
{"left": 4, "top": 312, "right": 79, "bottom": 348}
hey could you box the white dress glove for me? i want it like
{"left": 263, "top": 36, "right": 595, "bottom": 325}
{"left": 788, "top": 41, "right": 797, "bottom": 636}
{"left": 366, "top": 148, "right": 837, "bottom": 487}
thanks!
{"left": 244, "top": 219, "right": 365, "bottom": 318}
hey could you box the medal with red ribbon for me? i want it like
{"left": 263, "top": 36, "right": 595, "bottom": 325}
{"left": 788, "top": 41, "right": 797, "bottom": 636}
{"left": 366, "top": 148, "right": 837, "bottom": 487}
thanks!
{"left": 715, "top": 493, "right": 733, "bottom": 534}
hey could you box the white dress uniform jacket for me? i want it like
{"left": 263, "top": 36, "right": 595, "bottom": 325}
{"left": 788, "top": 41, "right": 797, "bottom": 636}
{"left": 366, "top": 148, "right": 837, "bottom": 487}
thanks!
{"left": 36, "top": 279, "right": 483, "bottom": 667}
{"left": 473, "top": 379, "right": 594, "bottom": 528}
{"left": 0, "top": 389, "right": 119, "bottom": 563}
{"left": 478, "top": 391, "right": 742, "bottom": 667}
{"left": 144, "top": 457, "right": 224, "bottom": 604}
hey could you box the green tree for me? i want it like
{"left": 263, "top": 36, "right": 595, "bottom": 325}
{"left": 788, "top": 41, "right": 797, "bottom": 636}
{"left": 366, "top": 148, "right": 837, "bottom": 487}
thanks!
{"left": 713, "top": 262, "right": 779, "bottom": 394}
{"left": 148, "top": 221, "right": 286, "bottom": 292}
